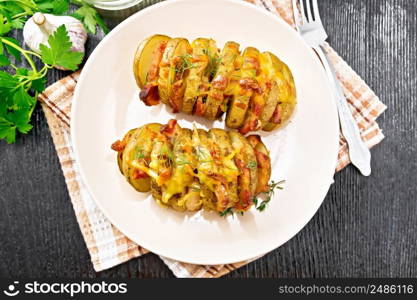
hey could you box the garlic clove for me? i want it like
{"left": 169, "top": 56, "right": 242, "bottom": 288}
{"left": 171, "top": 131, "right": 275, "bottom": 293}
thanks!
{"left": 33, "top": 12, "right": 46, "bottom": 26}
{"left": 23, "top": 13, "right": 88, "bottom": 70}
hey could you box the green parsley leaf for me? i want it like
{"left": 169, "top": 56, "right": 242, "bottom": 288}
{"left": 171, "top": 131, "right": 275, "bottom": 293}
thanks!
{"left": 39, "top": 25, "right": 84, "bottom": 70}
{"left": 8, "top": 106, "right": 33, "bottom": 134}
{"left": 2, "top": 37, "right": 21, "bottom": 61}
{"left": 10, "top": 18, "right": 25, "bottom": 29}
{"left": 0, "top": 53, "right": 10, "bottom": 66}
{"left": 0, "top": 117, "right": 16, "bottom": 143}
{"left": 31, "top": 77, "right": 46, "bottom": 93}
{"left": 72, "top": 3, "right": 109, "bottom": 34}
{"left": 15, "top": 68, "right": 28, "bottom": 76}
{"left": 0, "top": 14, "right": 11, "bottom": 36}
{"left": 0, "top": 0, "right": 104, "bottom": 143}
{"left": 13, "top": 86, "right": 35, "bottom": 108}
{"left": 0, "top": 70, "right": 18, "bottom": 89}
{"left": 52, "top": 0, "right": 69, "bottom": 15}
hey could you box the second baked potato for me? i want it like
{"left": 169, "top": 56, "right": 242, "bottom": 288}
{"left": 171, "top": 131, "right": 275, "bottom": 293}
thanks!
{"left": 111, "top": 120, "right": 272, "bottom": 214}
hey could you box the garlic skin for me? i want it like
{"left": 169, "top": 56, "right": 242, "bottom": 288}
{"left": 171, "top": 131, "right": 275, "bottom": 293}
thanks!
{"left": 23, "top": 13, "right": 88, "bottom": 70}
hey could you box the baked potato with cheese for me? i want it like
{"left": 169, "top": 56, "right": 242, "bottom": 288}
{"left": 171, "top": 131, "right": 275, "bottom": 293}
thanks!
{"left": 111, "top": 120, "right": 272, "bottom": 213}
{"left": 135, "top": 35, "right": 297, "bottom": 133}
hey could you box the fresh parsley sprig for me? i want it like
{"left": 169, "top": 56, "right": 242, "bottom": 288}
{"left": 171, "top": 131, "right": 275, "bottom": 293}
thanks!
{"left": 0, "top": 0, "right": 107, "bottom": 143}
{"left": 70, "top": 0, "right": 109, "bottom": 34}
{"left": 0, "top": 25, "right": 83, "bottom": 143}
{"left": 0, "top": 0, "right": 108, "bottom": 34}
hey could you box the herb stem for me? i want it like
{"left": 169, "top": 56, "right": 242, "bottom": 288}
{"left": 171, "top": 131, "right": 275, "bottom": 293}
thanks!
{"left": 11, "top": 11, "right": 31, "bottom": 20}
{"left": 25, "top": 50, "right": 42, "bottom": 59}
{"left": 0, "top": 0, "right": 38, "bottom": 10}
{"left": 0, "top": 37, "right": 38, "bottom": 73}
{"left": 28, "top": 92, "right": 38, "bottom": 117}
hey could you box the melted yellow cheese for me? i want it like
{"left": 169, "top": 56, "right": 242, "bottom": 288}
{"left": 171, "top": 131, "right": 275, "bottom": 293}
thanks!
{"left": 162, "top": 164, "right": 193, "bottom": 204}
{"left": 162, "top": 131, "right": 195, "bottom": 204}
{"left": 220, "top": 151, "right": 239, "bottom": 182}
{"left": 130, "top": 160, "right": 159, "bottom": 181}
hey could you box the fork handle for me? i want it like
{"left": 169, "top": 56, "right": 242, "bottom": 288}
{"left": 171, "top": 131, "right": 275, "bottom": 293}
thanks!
{"left": 313, "top": 45, "right": 372, "bottom": 176}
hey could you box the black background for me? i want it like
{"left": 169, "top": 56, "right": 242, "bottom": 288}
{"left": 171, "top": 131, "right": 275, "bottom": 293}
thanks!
{"left": 1, "top": 0, "right": 416, "bottom": 278}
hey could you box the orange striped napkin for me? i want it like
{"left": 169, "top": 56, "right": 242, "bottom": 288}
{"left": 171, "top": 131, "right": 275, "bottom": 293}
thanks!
{"left": 38, "top": 0, "right": 386, "bottom": 277}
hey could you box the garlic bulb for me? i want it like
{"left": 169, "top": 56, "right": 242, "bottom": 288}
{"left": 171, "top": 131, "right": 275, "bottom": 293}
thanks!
{"left": 23, "top": 12, "right": 87, "bottom": 70}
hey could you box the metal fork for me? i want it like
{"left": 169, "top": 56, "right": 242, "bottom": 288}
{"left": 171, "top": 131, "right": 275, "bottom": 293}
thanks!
{"left": 292, "top": 0, "right": 371, "bottom": 176}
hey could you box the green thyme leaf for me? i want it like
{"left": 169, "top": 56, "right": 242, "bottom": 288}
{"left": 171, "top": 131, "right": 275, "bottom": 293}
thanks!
{"left": 219, "top": 207, "right": 234, "bottom": 217}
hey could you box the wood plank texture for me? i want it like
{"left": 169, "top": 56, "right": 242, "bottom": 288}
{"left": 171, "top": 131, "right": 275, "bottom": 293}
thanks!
{"left": 0, "top": 0, "right": 416, "bottom": 278}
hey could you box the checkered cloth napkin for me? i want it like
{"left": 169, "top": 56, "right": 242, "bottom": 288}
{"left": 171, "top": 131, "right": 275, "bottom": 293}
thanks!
{"left": 38, "top": 0, "right": 386, "bottom": 277}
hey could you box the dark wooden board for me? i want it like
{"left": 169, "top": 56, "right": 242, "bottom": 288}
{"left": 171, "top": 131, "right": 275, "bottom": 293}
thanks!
{"left": 0, "top": 0, "right": 416, "bottom": 278}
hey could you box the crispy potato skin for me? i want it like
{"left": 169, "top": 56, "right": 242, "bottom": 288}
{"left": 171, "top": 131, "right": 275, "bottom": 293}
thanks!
{"left": 135, "top": 36, "right": 296, "bottom": 134}
{"left": 112, "top": 121, "right": 272, "bottom": 213}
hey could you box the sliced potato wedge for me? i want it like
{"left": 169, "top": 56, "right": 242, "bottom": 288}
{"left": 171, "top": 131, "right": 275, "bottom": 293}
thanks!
{"left": 240, "top": 51, "right": 283, "bottom": 134}
{"left": 120, "top": 124, "right": 162, "bottom": 192}
{"left": 204, "top": 41, "right": 240, "bottom": 120}
{"left": 262, "top": 53, "right": 296, "bottom": 131}
{"left": 182, "top": 38, "right": 218, "bottom": 114}
{"left": 226, "top": 47, "right": 260, "bottom": 129}
{"left": 133, "top": 34, "right": 171, "bottom": 89}
{"left": 228, "top": 131, "right": 258, "bottom": 211}
{"left": 246, "top": 135, "right": 271, "bottom": 194}
{"left": 148, "top": 133, "right": 173, "bottom": 186}
{"left": 158, "top": 38, "right": 192, "bottom": 112}
{"left": 208, "top": 129, "right": 239, "bottom": 206}
{"left": 193, "top": 129, "right": 231, "bottom": 212}
{"left": 259, "top": 52, "right": 283, "bottom": 124}
{"left": 158, "top": 38, "right": 183, "bottom": 104}
{"left": 162, "top": 128, "right": 194, "bottom": 204}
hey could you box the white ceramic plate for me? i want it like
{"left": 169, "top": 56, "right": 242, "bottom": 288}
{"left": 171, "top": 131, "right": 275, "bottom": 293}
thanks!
{"left": 71, "top": 0, "right": 339, "bottom": 265}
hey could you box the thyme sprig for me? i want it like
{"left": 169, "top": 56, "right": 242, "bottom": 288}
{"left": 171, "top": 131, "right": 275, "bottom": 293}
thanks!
{"left": 252, "top": 180, "right": 285, "bottom": 212}
{"left": 219, "top": 180, "right": 285, "bottom": 216}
